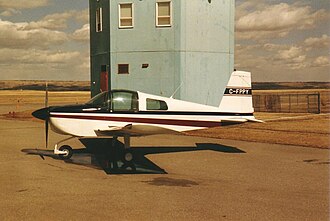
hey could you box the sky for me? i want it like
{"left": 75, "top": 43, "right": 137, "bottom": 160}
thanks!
{"left": 0, "top": 0, "right": 329, "bottom": 82}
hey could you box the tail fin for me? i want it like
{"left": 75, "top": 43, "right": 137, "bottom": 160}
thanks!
{"left": 219, "top": 71, "right": 254, "bottom": 114}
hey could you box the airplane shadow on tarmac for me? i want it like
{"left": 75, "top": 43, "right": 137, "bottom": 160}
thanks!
{"left": 21, "top": 138, "right": 245, "bottom": 175}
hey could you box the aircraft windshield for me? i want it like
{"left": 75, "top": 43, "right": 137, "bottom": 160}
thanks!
{"left": 87, "top": 91, "right": 109, "bottom": 106}
{"left": 112, "top": 91, "right": 138, "bottom": 112}
{"left": 87, "top": 90, "right": 138, "bottom": 112}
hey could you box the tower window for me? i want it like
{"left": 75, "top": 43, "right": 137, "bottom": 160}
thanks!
{"left": 156, "top": 1, "right": 172, "bottom": 27}
{"left": 118, "top": 64, "right": 129, "bottom": 74}
{"left": 119, "top": 3, "right": 134, "bottom": 28}
{"left": 96, "top": 7, "right": 103, "bottom": 32}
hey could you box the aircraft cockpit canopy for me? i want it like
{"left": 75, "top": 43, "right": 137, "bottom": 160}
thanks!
{"left": 87, "top": 90, "right": 138, "bottom": 112}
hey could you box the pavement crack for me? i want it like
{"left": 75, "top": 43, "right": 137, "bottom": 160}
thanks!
{"left": 17, "top": 189, "right": 29, "bottom": 193}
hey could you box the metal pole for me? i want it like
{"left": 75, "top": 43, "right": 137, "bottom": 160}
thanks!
{"left": 318, "top": 92, "right": 321, "bottom": 114}
{"left": 289, "top": 94, "right": 291, "bottom": 113}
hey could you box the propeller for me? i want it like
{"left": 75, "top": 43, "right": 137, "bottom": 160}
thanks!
{"left": 45, "top": 82, "right": 49, "bottom": 148}
{"left": 31, "top": 82, "right": 50, "bottom": 150}
{"left": 31, "top": 106, "right": 50, "bottom": 148}
{"left": 45, "top": 116, "right": 49, "bottom": 148}
{"left": 31, "top": 82, "right": 50, "bottom": 153}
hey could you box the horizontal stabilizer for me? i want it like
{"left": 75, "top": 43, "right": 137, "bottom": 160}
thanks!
{"left": 247, "top": 118, "right": 264, "bottom": 123}
{"left": 221, "top": 118, "right": 248, "bottom": 123}
{"left": 220, "top": 118, "right": 264, "bottom": 125}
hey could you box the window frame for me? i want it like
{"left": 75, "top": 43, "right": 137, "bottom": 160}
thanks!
{"left": 96, "top": 7, "right": 103, "bottom": 32}
{"left": 118, "top": 64, "right": 129, "bottom": 74}
{"left": 146, "top": 98, "right": 168, "bottom": 111}
{"left": 111, "top": 90, "right": 139, "bottom": 112}
{"left": 86, "top": 91, "right": 110, "bottom": 109}
{"left": 118, "top": 3, "right": 134, "bottom": 29}
{"left": 156, "top": 1, "right": 172, "bottom": 27}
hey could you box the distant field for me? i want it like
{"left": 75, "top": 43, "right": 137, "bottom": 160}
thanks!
{"left": 0, "top": 80, "right": 90, "bottom": 91}
{"left": 0, "top": 80, "right": 329, "bottom": 91}
{"left": 253, "top": 89, "right": 330, "bottom": 113}
{"left": 252, "top": 82, "right": 330, "bottom": 90}
{"left": 0, "top": 90, "right": 90, "bottom": 106}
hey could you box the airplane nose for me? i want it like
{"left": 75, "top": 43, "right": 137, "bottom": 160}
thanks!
{"left": 32, "top": 107, "right": 50, "bottom": 120}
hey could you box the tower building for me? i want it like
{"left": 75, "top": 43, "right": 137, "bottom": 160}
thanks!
{"left": 89, "top": 0, "right": 235, "bottom": 106}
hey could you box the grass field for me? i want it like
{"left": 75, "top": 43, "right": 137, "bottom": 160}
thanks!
{"left": 187, "top": 113, "right": 329, "bottom": 149}
{"left": 253, "top": 89, "right": 330, "bottom": 113}
{"left": 0, "top": 80, "right": 89, "bottom": 91}
{"left": 0, "top": 90, "right": 90, "bottom": 105}
{"left": 0, "top": 90, "right": 329, "bottom": 149}
{"left": 1, "top": 80, "right": 329, "bottom": 91}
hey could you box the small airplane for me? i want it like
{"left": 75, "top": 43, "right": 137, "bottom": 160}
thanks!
{"left": 32, "top": 71, "right": 262, "bottom": 169}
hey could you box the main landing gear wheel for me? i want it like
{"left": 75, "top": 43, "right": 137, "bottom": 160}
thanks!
{"left": 123, "top": 150, "right": 133, "bottom": 163}
{"left": 58, "top": 145, "right": 73, "bottom": 160}
{"left": 121, "top": 150, "right": 136, "bottom": 172}
{"left": 121, "top": 162, "right": 136, "bottom": 172}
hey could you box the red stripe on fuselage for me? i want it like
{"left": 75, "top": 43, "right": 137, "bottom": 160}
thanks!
{"left": 50, "top": 114, "right": 221, "bottom": 127}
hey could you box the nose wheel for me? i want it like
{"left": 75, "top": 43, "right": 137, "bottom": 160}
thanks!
{"left": 58, "top": 145, "right": 73, "bottom": 160}
{"left": 54, "top": 136, "right": 75, "bottom": 160}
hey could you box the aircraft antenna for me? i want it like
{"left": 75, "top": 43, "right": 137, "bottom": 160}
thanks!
{"left": 45, "top": 81, "right": 48, "bottom": 107}
{"left": 170, "top": 82, "right": 183, "bottom": 99}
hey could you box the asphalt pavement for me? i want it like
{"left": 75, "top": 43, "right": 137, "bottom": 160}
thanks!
{"left": 0, "top": 119, "right": 329, "bottom": 221}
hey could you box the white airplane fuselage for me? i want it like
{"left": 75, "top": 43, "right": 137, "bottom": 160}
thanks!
{"left": 34, "top": 71, "right": 258, "bottom": 138}
{"left": 48, "top": 90, "right": 256, "bottom": 137}
{"left": 31, "top": 71, "right": 260, "bottom": 160}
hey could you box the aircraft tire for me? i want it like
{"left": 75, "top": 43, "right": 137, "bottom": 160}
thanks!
{"left": 123, "top": 150, "right": 133, "bottom": 163}
{"left": 59, "top": 145, "right": 73, "bottom": 160}
{"left": 121, "top": 162, "right": 136, "bottom": 172}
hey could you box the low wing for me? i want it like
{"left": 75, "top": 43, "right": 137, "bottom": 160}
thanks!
{"left": 94, "top": 124, "right": 182, "bottom": 137}
{"left": 220, "top": 118, "right": 264, "bottom": 125}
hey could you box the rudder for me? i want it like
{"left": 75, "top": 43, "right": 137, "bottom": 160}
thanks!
{"left": 219, "top": 71, "right": 254, "bottom": 114}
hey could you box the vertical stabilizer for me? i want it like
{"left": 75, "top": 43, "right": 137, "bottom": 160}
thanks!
{"left": 219, "top": 71, "right": 254, "bottom": 114}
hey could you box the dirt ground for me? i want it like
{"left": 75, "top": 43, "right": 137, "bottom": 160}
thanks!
{"left": 0, "top": 119, "right": 329, "bottom": 221}
{"left": 187, "top": 113, "right": 330, "bottom": 149}
{"left": 0, "top": 90, "right": 90, "bottom": 105}
{"left": 253, "top": 89, "right": 330, "bottom": 113}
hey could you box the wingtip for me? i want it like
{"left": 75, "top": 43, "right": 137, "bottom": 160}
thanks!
{"left": 248, "top": 118, "right": 264, "bottom": 123}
